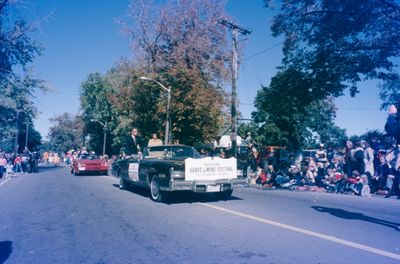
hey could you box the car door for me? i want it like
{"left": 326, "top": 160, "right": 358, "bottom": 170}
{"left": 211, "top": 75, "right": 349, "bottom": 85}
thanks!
{"left": 138, "top": 160, "right": 150, "bottom": 183}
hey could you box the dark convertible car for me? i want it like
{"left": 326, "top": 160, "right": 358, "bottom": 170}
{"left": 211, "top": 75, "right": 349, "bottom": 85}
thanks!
{"left": 111, "top": 145, "right": 246, "bottom": 202}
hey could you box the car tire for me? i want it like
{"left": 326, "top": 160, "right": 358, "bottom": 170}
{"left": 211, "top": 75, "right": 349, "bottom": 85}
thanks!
{"left": 216, "top": 189, "right": 233, "bottom": 200}
{"left": 150, "top": 176, "right": 168, "bottom": 202}
{"left": 119, "top": 177, "right": 127, "bottom": 190}
{"left": 74, "top": 169, "right": 80, "bottom": 176}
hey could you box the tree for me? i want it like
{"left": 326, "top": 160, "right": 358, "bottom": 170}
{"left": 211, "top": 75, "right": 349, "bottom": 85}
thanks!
{"left": 306, "top": 98, "right": 348, "bottom": 148}
{"left": 238, "top": 122, "right": 259, "bottom": 142}
{"left": 80, "top": 73, "right": 118, "bottom": 155}
{"left": 253, "top": 69, "right": 345, "bottom": 150}
{"left": 379, "top": 79, "right": 400, "bottom": 109}
{"left": 119, "top": 0, "right": 231, "bottom": 145}
{"left": 359, "top": 129, "right": 385, "bottom": 143}
{"left": 48, "top": 113, "right": 84, "bottom": 154}
{"left": 268, "top": 0, "right": 400, "bottom": 99}
{"left": 0, "top": 0, "right": 45, "bottom": 150}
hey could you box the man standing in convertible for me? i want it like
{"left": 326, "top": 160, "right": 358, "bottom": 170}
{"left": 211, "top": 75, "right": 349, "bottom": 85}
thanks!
{"left": 124, "top": 127, "right": 143, "bottom": 156}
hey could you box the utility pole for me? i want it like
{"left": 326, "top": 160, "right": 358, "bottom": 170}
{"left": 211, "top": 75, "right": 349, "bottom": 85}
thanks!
{"left": 14, "top": 110, "right": 20, "bottom": 154}
{"left": 219, "top": 19, "right": 251, "bottom": 157}
{"left": 25, "top": 121, "right": 30, "bottom": 150}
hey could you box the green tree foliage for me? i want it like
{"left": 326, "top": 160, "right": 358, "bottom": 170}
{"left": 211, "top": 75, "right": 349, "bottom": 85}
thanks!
{"left": 80, "top": 73, "right": 118, "bottom": 155}
{"left": 379, "top": 79, "right": 400, "bottom": 109}
{"left": 16, "top": 125, "right": 42, "bottom": 152}
{"left": 268, "top": 0, "right": 400, "bottom": 98}
{"left": 238, "top": 122, "right": 259, "bottom": 141}
{"left": 253, "top": 69, "right": 347, "bottom": 150}
{"left": 48, "top": 113, "right": 84, "bottom": 154}
{"left": 359, "top": 129, "right": 385, "bottom": 143}
{"left": 0, "top": 0, "right": 45, "bottom": 150}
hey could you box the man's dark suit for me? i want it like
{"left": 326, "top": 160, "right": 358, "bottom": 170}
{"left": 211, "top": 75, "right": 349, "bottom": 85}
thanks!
{"left": 125, "top": 135, "right": 142, "bottom": 155}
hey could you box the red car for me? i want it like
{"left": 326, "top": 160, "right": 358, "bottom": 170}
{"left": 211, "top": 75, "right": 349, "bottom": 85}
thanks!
{"left": 71, "top": 153, "right": 108, "bottom": 176}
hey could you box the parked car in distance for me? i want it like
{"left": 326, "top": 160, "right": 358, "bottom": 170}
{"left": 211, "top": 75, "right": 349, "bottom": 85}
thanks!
{"left": 71, "top": 153, "right": 108, "bottom": 176}
{"left": 111, "top": 145, "right": 246, "bottom": 202}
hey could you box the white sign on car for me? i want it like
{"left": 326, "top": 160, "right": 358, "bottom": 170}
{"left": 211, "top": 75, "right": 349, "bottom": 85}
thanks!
{"left": 185, "top": 157, "right": 237, "bottom": 181}
{"left": 128, "top": 162, "right": 139, "bottom": 181}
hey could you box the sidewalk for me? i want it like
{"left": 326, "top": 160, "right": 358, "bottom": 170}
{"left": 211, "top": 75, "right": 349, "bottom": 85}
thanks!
{"left": 248, "top": 182, "right": 400, "bottom": 200}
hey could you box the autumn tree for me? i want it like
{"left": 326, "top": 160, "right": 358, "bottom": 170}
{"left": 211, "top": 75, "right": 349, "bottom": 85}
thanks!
{"left": 120, "top": 0, "right": 231, "bottom": 145}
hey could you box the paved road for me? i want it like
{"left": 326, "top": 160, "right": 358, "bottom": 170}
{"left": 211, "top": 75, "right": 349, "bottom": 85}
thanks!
{"left": 0, "top": 167, "right": 399, "bottom": 264}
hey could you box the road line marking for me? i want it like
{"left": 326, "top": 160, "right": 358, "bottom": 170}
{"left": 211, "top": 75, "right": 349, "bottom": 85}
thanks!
{"left": 0, "top": 178, "right": 11, "bottom": 187}
{"left": 201, "top": 203, "right": 400, "bottom": 261}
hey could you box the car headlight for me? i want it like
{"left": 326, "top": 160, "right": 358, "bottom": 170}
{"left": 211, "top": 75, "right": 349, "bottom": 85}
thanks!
{"left": 170, "top": 168, "right": 185, "bottom": 179}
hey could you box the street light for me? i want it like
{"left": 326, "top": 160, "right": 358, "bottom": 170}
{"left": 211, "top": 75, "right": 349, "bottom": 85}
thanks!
{"left": 138, "top": 76, "right": 171, "bottom": 145}
{"left": 24, "top": 121, "right": 31, "bottom": 150}
{"left": 90, "top": 119, "right": 107, "bottom": 156}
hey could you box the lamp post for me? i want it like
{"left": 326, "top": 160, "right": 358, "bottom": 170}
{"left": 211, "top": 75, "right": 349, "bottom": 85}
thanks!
{"left": 14, "top": 110, "right": 20, "bottom": 154}
{"left": 24, "top": 121, "right": 31, "bottom": 150}
{"left": 138, "top": 77, "right": 171, "bottom": 145}
{"left": 90, "top": 119, "right": 107, "bottom": 156}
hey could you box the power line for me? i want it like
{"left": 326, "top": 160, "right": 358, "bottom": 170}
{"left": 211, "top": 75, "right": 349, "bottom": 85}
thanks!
{"left": 337, "top": 107, "right": 381, "bottom": 110}
{"left": 243, "top": 42, "right": 283, "bottom": 61}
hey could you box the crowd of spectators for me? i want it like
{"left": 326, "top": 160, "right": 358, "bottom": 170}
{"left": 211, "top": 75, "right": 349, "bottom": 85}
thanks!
{"left": 246, "top": 138, "right": 400, "bottom": 199}
{"left": 0, "top": 148, "right": 40, "bottom": 178}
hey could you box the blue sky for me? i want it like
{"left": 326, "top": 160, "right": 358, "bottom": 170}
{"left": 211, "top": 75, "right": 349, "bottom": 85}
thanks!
{"left": 27, "top": 0, "right": 387, "bottom": 139}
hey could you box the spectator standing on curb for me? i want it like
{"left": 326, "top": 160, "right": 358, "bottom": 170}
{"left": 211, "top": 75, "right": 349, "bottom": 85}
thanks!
{"left": 363, "top": 141, "right": 374, "bottom": 185}
{"left": 248, "top": 147, "right": 263, "bottom": 184}
{"left": 315, "top": 144, "right": 327, "bottom": 163}
{"left": 353, "top": 141, "right": 365, "bottom": 174}
{"left": 0, "top": 155, "right": 6, "bottom": 178}
{"left": 14, "top": 155, "right": 22, "bottom": 174}
{"left": 384, "top": 103, "right": 400, "bottom": 199}
{"left": 344, "top": 141, "right": 354, "bottom": 176}
{"left": 5, "top": 160, "right": 13, "bottom": 178}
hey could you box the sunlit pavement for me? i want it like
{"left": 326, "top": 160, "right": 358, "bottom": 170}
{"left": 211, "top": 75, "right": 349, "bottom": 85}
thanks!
{"left": 0, "top": 166, "right": 399, "bottom": 264}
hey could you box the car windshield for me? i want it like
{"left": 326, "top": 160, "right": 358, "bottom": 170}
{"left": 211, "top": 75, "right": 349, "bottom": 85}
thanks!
{"left": 78, "top": 154, "right": 99, "bottom": 160}
{"left": 144, "top": 146, "right": 200, "bottom": 159}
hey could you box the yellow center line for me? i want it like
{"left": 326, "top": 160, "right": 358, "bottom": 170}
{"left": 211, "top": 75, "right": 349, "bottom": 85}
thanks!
{"left": 201, "top": 203, "right": 400, "bottom": 261}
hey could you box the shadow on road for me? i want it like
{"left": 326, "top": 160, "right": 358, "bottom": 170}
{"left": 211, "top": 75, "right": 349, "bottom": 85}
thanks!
{"left": 311, "top": 206, "right": 400, "bottom": 231}
{"left": 0, "top": 241, "right": 12, "bottom": 264}
{"left": 112, "top": 183, "right": 242, "bottom": 204}
{"left": 36, "top": 166, "right": 62, "bottom": 172}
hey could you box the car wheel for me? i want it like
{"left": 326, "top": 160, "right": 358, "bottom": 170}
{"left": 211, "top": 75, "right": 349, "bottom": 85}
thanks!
{"left": 74, "top": 169, "right": 80, "bottom": 176}
{"left": 150, "top": 176, "right": 168, "bottom": 202}
{"left": 216, "top": 189, "right": 233, "bottom": 200}
{"left": 119, "top": 177, "right": 127, "bottom": 190}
